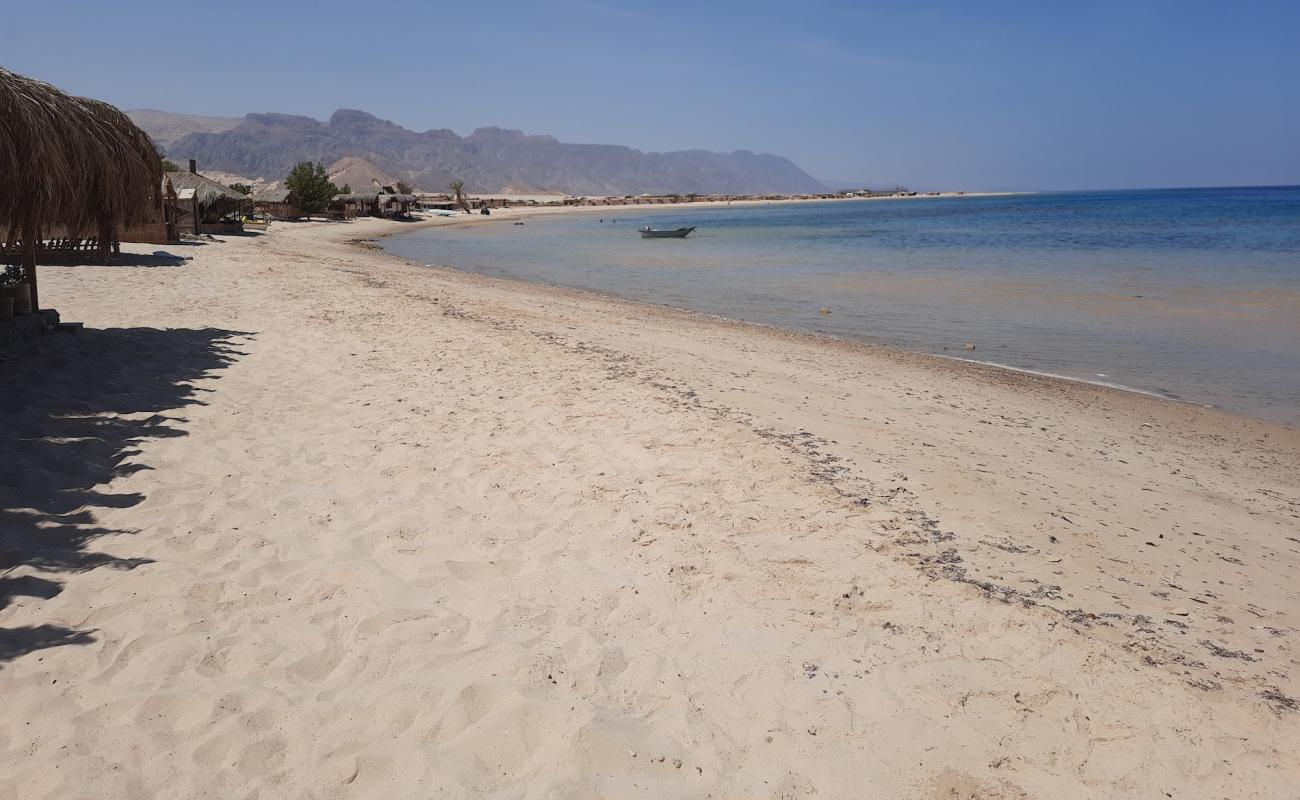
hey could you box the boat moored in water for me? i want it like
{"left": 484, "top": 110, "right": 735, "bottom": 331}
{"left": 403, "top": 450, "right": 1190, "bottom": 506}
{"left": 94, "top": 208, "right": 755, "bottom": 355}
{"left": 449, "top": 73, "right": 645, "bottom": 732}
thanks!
{"left": 639, "top": 226, "right": 696, "bottom": 238}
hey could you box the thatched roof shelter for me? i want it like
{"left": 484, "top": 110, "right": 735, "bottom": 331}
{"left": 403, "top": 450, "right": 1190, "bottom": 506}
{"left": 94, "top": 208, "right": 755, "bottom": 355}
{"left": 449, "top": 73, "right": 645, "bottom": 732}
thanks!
{"left": 165, "top": 170, "right": 251, "bottom": 220}
{"left": 333, "top": 191, "right": 416, "bottom": 219}
{"left": 0, "top": 67, "right": 162, "bottom": 309}
{"left": 249, "top": 188, "right": 304, "bottom": 221}
{"left": 333, "top": 192, "right": 384, "bottom": 203}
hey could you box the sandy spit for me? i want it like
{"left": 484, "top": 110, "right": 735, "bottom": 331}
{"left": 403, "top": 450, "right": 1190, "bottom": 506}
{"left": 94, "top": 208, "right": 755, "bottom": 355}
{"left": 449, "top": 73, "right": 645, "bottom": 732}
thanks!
{"left": 2, "top": 215, "right": 1297, "bottom": 799}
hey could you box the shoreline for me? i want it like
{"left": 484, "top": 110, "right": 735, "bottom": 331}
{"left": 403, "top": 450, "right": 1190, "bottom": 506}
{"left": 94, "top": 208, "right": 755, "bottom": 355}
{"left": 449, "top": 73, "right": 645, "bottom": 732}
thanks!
{"left": 454, "top": 189, "right": 1030, "bottom": 208}
{"left": 4, "top": 217, "right": 1298, "bottom": 797}
{"left": 399, "top": 188, "right": 1029, "bottom": 230}
{"left": 368, "top": 207, "right": 1290, "bottom": 430}
{"left": 929, "top": 352, "right": 1203, "bottom": 406}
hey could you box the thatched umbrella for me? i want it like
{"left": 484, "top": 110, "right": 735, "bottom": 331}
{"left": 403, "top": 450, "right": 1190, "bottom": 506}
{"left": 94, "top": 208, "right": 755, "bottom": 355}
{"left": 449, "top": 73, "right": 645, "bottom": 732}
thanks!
{"left": 0, "top": 67, "right": 162, "bottom": 310}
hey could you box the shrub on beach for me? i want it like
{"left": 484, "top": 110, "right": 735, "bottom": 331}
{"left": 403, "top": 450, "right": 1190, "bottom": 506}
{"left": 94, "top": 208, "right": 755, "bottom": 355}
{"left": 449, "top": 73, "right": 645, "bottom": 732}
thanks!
{"left": 285, "top": 162, "right": 341, "bottom": 213}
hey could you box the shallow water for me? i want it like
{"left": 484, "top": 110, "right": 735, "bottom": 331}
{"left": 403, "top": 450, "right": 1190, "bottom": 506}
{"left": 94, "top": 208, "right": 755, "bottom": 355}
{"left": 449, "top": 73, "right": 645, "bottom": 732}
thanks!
{"left": 385, "top": 187, "right": 1300, "bottom": 425}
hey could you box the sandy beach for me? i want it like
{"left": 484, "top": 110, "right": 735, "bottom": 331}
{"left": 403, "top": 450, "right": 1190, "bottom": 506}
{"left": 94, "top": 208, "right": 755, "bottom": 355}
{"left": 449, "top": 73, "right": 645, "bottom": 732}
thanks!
{"left": 2, "top": 214, "right": 1298, "bottom": 798}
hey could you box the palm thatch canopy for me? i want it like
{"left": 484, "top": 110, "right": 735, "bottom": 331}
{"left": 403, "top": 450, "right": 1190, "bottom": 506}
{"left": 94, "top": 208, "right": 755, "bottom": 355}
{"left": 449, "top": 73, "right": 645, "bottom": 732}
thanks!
{"left": 165, "top": 170, "right": 251, "bottom": 211}
{"left": 0, "top": 67, "right": 162, "bottom": 249}
{"left": 334, "top": 192, "right": 417, "bottom": 203}
{"left": 252, "top": 188, "right": 291, "bottom": 203}
{"left": 1, "top": 67, "right": 162, "bottom": 310}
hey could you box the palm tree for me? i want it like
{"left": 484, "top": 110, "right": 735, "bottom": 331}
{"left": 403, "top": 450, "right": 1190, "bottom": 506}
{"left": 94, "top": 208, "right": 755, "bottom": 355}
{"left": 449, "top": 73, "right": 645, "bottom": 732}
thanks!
{"left": 448, "top": 179, "right": 468, "bottom": 212}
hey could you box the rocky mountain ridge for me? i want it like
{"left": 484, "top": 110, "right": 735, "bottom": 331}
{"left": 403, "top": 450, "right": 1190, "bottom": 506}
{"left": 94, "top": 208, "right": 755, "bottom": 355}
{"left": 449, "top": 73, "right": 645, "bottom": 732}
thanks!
{"left": 137, "top": 108, "right": 825, "bottom": 195}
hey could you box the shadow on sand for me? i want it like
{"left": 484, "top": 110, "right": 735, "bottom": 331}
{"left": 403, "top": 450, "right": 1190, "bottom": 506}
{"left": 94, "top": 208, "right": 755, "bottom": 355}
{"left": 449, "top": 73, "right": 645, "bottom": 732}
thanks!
{"left": 0, "top": 326, "right": 249, "bottom": 664}
{"left": 103, "top": 250, "right": 195, "bottom": 268}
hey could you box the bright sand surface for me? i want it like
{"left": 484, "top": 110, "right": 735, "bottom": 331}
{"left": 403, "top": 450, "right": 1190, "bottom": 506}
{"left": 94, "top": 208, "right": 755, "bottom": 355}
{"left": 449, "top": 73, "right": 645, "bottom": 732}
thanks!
{"left": 2, "top": 212, "right": 1298, "bottom": 798}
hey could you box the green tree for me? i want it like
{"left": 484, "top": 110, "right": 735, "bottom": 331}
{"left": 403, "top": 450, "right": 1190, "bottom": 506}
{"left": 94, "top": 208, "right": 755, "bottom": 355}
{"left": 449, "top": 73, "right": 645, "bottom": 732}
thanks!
{"left": 448, "top": 179, "right": 468, "bottom": 212}
{"left": 161, "top": 159, "right": 181, "bottom": 172}
{"left": 284, "top": 162, "right": 341, "bottom": 213}
{"left": 340, "top": 183, "right": 351, "bottom": 194}
{"left": 229, "top": 183, "right": 253, "bottom": 196}
{"left": 396, "top": 180, "right": 413, "bottom": 195}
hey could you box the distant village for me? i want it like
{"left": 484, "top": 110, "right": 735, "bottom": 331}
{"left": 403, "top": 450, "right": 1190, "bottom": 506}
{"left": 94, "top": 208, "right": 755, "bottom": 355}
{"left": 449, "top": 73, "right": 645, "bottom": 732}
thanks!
{"left": 129, "top": 157, "right": 953, "bottom": 242}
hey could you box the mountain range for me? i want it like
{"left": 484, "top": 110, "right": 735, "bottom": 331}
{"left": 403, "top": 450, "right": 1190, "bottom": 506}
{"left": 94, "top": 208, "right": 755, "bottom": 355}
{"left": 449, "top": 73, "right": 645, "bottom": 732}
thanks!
{"left": 129, "top": 109, "right": 826, "bottom": 196}
{"left": 127, "top": 109, "right": 243, "bottom": 149}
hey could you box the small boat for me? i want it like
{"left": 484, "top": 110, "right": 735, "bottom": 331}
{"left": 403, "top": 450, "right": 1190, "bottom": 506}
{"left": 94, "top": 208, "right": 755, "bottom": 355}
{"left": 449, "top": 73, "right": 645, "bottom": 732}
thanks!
{"left": 239, "top": 213, "right": 270, "bottom": 231}
{"left": 639, "top": 226, "right": 695, "bottom": 239}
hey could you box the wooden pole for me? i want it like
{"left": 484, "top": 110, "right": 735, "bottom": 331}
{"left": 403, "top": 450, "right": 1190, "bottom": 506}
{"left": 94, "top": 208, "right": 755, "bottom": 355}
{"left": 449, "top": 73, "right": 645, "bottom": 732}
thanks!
{"left": 22, "top": 222, "right": 39, "bottom": 312}
{"left": 98, "top": 217, "right": 113, "bottom": 261}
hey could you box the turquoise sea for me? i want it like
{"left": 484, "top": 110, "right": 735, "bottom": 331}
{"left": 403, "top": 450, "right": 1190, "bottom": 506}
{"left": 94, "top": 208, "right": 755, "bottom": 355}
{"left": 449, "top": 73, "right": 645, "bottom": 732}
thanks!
{"left": 384, "top": 187, "right": 1300, "bottom": 425}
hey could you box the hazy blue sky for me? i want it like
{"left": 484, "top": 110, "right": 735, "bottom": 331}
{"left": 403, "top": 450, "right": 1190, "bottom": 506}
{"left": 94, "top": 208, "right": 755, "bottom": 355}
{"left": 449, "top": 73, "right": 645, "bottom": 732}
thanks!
{"left": 2, "top": 1, "right": 1297, "bottom": 190}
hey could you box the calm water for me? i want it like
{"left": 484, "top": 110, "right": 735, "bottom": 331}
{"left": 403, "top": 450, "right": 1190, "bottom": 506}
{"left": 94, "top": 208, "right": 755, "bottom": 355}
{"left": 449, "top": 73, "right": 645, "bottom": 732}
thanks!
{"left": 385, "top": 187, "right": 1300, "bottom": 425}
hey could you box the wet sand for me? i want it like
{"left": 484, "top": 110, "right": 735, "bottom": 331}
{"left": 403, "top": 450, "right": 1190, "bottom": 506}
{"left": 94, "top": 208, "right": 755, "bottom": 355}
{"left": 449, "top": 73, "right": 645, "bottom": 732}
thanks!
{"left": 2, "top": 215, "right": 1297, "bottom": 798}
{"left": 385, "top": 199, "right": 1300, "bottom": 426}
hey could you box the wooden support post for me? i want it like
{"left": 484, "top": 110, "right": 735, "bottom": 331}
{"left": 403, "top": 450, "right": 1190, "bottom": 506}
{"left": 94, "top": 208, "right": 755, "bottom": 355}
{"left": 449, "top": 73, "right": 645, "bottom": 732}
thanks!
{"left": 22, "top": 223, "right": 39, "bottom": 312}
{"left": 98, "top": 217, "right": 114, "bottom": 261}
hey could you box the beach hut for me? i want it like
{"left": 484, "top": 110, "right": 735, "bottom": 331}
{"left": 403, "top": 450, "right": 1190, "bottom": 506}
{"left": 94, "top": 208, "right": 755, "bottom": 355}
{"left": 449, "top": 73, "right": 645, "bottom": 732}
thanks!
{"left": 415, "top": 194, "right": 457, "bottom": 212}
{"left": 372, "top": 186, "right": 416, "bottom": 216}
{"left": 251, "top": 188, "right": 303, "bottom": 220}
{"left": 327, "top": 194, "right": 361, "bottom": 220}
{"left": 1, "top": 67, "right": 163, "bottom": 311}
{"left": 330, "top": 191, "right": 415, "bottom": 218}
{"left": 165, "top": 162, "right": 252, "bottom": 234}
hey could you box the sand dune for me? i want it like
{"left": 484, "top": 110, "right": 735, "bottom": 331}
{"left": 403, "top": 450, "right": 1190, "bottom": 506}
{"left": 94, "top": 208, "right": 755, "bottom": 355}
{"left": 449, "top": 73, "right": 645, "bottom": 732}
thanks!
{"left": 2, "top": 216, "right": 1296, "bottom": 798}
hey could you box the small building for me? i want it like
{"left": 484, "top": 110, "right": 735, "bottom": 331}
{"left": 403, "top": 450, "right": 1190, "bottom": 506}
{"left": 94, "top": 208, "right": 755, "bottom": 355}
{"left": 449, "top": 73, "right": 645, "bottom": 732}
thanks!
{"left": 251, "top": 188, "right": 304, "bottom": 220}
{"left": 415, "top": 194, "right": 458, "bottom": 212}
{"left": 330, "top": 191, "right": 415, "bottom": 218}
{"left": 165, "top": 162, "right": 253, "bottom": 234}
{"left": 327, "top": 195, "right": 362, "bottom": 220}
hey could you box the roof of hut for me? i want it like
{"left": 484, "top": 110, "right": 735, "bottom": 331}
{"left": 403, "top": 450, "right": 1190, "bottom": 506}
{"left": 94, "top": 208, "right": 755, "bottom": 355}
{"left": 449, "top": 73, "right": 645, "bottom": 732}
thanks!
{"left": 334, "top": 192, "right": 416, "bottom": 203}
{"left": 164, "top": 170, "right": 251, "bottom": 208}
{"left": 252, "top": 188, "right": 291, "bottom": 203}
{"left": 0, "top": 67, "right": 162, "bottom": 245}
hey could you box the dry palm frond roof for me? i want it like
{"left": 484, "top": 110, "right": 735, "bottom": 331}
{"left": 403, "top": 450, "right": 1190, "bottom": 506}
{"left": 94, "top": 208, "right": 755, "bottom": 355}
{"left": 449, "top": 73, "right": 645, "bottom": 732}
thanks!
{"left": 165, "top": 170, "right": 252, "bottom": 208}
{"left": 335, "top": 192, "right": 416, "bottom": 203}
{"left": 251, "top": 188, "right": 291, "bottom": 203}
{"left": 0, "top": 67, "right": 162, "bottom": 244}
